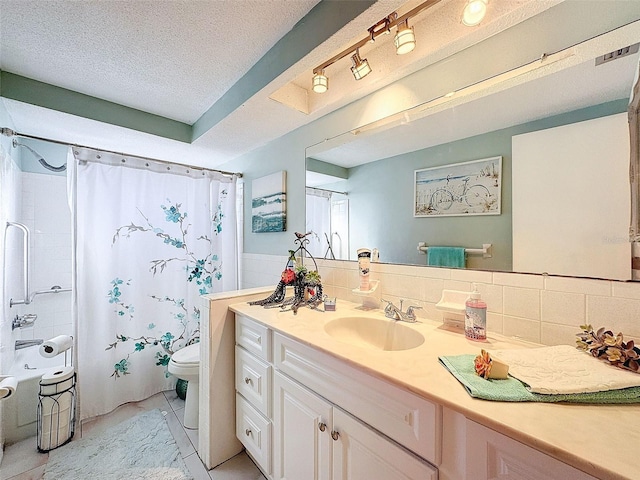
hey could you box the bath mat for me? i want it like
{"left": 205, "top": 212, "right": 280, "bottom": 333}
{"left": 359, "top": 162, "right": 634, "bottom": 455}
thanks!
{"left": 44, "top": 409, "right": 193, "bottom": 480}
{"left": 439, "top": 354, "right": 640, "bottom": 403}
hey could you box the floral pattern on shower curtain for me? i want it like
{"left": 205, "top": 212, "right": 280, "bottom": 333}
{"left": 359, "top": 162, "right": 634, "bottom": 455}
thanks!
{"left": 70, "top": 149, "right": 238, "bottom": 420}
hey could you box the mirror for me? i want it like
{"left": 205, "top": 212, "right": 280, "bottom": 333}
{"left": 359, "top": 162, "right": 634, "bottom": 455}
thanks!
{"left": 305, "top": 11, "right": 640, "bottom": 281}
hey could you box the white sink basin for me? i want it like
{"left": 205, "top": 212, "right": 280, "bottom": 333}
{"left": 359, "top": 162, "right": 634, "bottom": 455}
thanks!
{"left": 324, "top": 316, "right": 425, "bottom": 351}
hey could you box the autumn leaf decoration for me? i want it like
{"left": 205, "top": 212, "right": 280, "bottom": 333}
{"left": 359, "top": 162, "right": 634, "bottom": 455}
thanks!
{"left": 576, "top": 325, "right": 640, "bottom": 374}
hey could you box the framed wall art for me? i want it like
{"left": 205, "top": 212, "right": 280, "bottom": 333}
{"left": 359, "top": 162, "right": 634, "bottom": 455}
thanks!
{"left": 252, "top": 171, "right": 287, "bottom": 232}
{"left": 414, "top": 157, "right": 502, "bottom": 217}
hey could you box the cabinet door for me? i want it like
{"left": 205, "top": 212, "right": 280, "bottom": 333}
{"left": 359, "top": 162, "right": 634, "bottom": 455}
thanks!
{"left": 465, "top": 420, "right": 598, "bottom": 480}
{"left": 332, "top": 408, "right": 438, "bottom": 480}
{"left": 273, "top": 371, "right": 332, "bottom": 480}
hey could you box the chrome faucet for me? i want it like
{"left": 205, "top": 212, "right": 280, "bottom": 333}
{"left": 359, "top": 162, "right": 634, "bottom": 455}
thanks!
{"left": 12, "top": 313, "right": 37, "bottom": 330}
{"left": 15, "top": 339, "right": 43, "bottom": 350}
{"left": 382, "top": 299, "right": 422, "bottom": 323}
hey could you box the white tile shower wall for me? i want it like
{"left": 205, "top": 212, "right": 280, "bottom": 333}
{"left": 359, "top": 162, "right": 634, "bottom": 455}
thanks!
{"left": 1, "top": 148, "right": 23, "bottom": 374}
{"left": 241, "top": 254, "right": 640, "bottom": 347}
{"left": 17, "top": 173, "right": 72, "bottom": 342}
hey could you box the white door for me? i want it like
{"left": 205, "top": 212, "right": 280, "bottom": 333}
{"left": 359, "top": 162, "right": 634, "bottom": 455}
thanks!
{"left": 273, "top": 371, "right": 333, "bottom": 480}
{"left": 332, "top": 408, "right": 438, "bottom": 480}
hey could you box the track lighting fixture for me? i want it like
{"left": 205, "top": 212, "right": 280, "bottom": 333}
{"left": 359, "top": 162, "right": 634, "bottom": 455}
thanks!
{"left": 350, "top": 50, "right": 371, "bottom": 80}
{"left": 312, "top": 69, "right": 328, "bottom": 93}
{"left": 394, "top": 19, "right": 416, "bottom": 55}
{"left": 311, "top": 0, "right": 487, "bottom": 93}
{"left": 461, "top": 0, "right": 488, "bottom": 27}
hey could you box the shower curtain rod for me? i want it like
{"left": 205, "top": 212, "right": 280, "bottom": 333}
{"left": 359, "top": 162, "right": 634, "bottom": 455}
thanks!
{"left": 306, "top": 186, "right": 348, "bottom": 196}
{"left": 0, "top": 127, "right": 243, "bottom": 178}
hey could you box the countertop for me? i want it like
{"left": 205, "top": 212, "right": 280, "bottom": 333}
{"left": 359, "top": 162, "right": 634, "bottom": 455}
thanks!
{"left": 229, "top": 299, "right": 640, "bottom": 480}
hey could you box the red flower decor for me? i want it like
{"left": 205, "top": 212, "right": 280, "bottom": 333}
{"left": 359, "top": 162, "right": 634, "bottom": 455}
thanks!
{"left": 281, "top": 268, "right": 296, "bottom": 285}
{"left": 474, "top": 349, "right": 493, "bottom": 379}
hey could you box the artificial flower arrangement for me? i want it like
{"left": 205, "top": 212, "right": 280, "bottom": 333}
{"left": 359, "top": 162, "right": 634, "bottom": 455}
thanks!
{"left": 474, "top": 349, "right": 509, "bottom": 380}
{"left": 576, "top": 324, "right": 640, "bottom": 374}
{"left": 249, "top": 232, "right": 324, "bottom": 311}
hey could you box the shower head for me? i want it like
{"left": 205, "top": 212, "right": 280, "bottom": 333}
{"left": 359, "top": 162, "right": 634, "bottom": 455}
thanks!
{"left": 12, "top": 138, "right": 66, "bottom": 172}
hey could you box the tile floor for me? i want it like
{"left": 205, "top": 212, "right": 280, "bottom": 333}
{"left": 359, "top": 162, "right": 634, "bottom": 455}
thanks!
{"left": 1, "top": 390, "right": 266, "bottom": 480}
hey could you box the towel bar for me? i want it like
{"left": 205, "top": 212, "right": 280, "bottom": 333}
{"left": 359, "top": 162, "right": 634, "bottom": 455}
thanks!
{"left": 417, "top": 242, "right": 492, "bottom": 258}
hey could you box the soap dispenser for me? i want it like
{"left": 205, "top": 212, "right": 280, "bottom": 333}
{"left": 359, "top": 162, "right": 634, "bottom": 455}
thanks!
{"left": 465, "top": 283, "right": 486, "bottom": 341}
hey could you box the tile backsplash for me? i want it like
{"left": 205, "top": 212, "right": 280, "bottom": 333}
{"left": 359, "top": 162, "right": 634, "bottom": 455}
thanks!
{"left": 241, "top": 253, "right": 640, "bottom": 346}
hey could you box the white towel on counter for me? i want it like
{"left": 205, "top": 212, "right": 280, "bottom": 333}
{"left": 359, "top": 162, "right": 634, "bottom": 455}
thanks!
{"left": 493, "top": 345, "right": 640, "bottom": 394}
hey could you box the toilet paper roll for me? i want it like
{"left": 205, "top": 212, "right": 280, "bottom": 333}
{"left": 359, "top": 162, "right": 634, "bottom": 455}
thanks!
{"left": 40, "top": 366, "right": 75, "bottom": 394}
{"left": 39, "top": 335, "right": 73, "bottom": 358}
{"left": 0, "top": 376, "right": 17, "bottom": 400}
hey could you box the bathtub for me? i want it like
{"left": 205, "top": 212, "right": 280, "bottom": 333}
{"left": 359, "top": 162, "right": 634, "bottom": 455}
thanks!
{"left": 2, "top": 345, "right": 68, "bottom": 445}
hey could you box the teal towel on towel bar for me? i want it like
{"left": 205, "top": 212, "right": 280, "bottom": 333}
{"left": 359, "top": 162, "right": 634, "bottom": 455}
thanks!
{"left": 438, "top": 354, "right": 640, "bottom": 403}
{"left": 427, "top": 246, "right": 466, "bottom": 268}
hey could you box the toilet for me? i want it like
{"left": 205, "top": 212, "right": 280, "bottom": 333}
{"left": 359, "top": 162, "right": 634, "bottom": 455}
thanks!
{"left": 168, "top": 343, "right": 200, "bottom": 429}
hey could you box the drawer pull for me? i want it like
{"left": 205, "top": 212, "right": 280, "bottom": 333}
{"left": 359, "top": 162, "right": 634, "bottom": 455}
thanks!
{"left": 318, "top": 422, "right": 327, "bottom": 432}
{"left": 245, "top": 428, "right": 252, "bottom": 437}
{"left": 244, "top": 377, "right": 252, "bottom": 385}
{"left": 331, "top": 430, "right": 340, "bottom": 441}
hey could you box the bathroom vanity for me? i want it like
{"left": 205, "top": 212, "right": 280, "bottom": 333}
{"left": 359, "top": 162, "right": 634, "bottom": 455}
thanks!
{"left": 230, "top": 299, "right": 639, "bottom": 480}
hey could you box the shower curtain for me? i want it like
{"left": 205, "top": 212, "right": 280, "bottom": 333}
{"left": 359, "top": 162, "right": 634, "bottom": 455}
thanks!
{"left": 305, "top": 189, "right": 331, "bottom": 259}
{"left": 68, "top": 147, "right": 238, "bottom": 420}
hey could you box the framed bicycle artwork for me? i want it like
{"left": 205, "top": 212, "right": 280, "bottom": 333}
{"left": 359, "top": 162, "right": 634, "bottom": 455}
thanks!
{"left": 414, "top": 156, "right": 502, "bottom": 217}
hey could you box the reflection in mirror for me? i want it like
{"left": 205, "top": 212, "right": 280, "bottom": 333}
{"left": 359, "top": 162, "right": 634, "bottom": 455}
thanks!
{"left": 306, "top": 15, "right": 640, "bottom": 281}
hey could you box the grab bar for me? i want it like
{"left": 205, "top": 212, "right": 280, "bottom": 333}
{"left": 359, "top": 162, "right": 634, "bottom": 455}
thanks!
{"left": 5, "top": 222, "right": 31, "bottom": 307}
{"left": 28, "top": 285, "right": 72, "bottom": 302}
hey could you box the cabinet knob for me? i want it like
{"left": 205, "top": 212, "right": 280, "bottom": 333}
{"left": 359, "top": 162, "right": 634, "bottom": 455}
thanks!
{"left": 331, "top": 430, "right": 340, "bottom": 441}
{"left": 318, "top": 422, "right": 327, "bottom": 432}
{"left": 245, "top": 428, "right": 252, "bottom": 436}
{"left": 244, "top": 377, "right": 251, "bottom": 384}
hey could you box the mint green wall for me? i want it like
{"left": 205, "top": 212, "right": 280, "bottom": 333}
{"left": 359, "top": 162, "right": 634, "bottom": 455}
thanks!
{"left": 306, "top": 158, "right": 348, "bottom": 179}
{"left": 0, "top": 72, "right": 191, "bottom": 143}
{"left": 18, "top": 138, "right": 68, "bottom": 176}
{"left": 339, "top": 100, "right": 628, "bottom": 270}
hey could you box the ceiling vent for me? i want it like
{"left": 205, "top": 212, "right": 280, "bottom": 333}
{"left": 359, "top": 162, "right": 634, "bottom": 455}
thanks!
{"left": 595, "top": 43, "right": 639, "bottom": 66}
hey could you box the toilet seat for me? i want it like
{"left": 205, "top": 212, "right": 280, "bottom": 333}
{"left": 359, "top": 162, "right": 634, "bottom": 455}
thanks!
{"left": 170, "top": 343, "right": 200, "bottom": 366}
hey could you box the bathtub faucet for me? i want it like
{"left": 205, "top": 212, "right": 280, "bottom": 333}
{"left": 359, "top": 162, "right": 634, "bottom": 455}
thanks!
{"left": 15, "top": 339, "right": 43, "bottom": 350}
{"left": 12, "top": 313, "right": 37, "bottom": 330}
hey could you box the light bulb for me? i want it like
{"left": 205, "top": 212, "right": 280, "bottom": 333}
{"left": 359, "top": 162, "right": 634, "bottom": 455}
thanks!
{"left": 394, "top": 20, "right": 415, "bottom": 55}
{"left": 312, "top": 70, "right": 328, "bottom": 93}
{"left": 462, "top": 0, "right": 488, "bottom": 27}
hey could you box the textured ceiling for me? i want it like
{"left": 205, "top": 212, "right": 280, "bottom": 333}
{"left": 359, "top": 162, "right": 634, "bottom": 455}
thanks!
{"left": 0, "top": 0, "right": 319, "bottom": 123}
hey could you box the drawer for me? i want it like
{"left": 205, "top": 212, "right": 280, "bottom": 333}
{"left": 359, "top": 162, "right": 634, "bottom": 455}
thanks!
{"left": 236, "top": 345, "right": 272, "bottom": 417}
{"left": 236, "top": 315, "right": 271, "bottom": 361}
{"left": 274, "top": 332, "right": 441, "bottom": 465}
{"left": 236, "top": 393, "right": 271, "bottom": 475}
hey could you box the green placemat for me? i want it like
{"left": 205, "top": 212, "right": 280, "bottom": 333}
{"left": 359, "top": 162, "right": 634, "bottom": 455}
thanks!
{"left": 439, "top": 354, "right": 640, "bottom": 403}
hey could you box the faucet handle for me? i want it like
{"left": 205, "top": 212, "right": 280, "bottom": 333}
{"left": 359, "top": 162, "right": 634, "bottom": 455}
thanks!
{"left": 405, "top": 305, "right": 423, "bottom": 317}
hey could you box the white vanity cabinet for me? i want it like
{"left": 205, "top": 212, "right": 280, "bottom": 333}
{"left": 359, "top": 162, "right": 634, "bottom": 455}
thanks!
{"left": 273, "top": 370, "right": 437, "bottom": 480}
{"left": 236, "top": 314, "right": 438, "bottom": 480}
{"left": 235, "top": 315, "right": 273, "bottom": 476}
{"left": 230, "top": 302, "right": 637, "bottom": 480}
{"left": 463, "top": 419, "right": 598, "bottom": 480}
{"left": 272, "top": 332, "right": 439, "bottom": 479}
{"left": 439, "top": 408, "right": 598, "bottom": 480}
{"left": 272, "top": 370, "right": 332, "bottom": 480}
